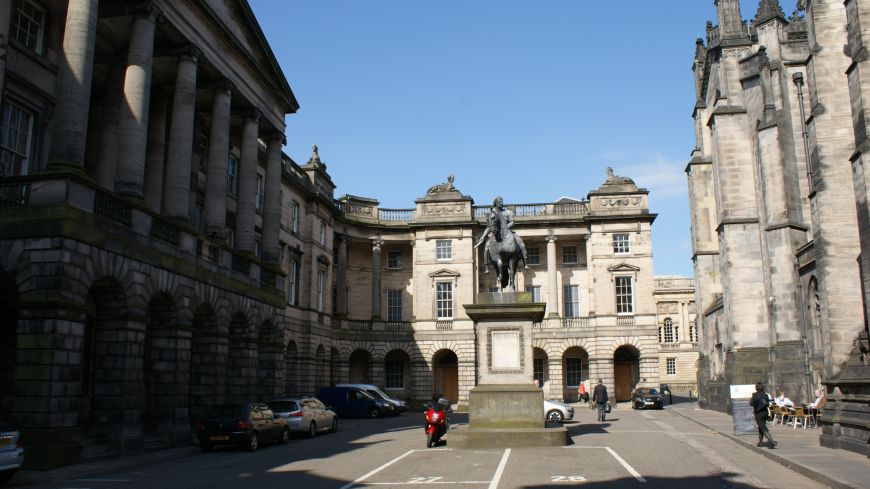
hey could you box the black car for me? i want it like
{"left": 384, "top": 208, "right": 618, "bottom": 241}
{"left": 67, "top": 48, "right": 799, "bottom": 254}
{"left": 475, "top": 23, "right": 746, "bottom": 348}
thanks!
{"left": 194, "top": 403, "right": 289, "bottom": 452}
{"left": 631, "top": 388, "right": 664, "bottom": 410}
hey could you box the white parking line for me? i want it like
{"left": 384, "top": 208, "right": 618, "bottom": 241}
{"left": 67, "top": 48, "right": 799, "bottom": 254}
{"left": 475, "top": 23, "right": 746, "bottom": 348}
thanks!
{"left": 604, "top": 447, "right": 646, "bottom": 483}
{"left": 360, "top": 482, "right": 490, "bottom": 485}
{"left": 487, "top": 449, "right": 511, "bottom": 489}
{"left": 340, "top": 450, "right": 417, "bottom": 489}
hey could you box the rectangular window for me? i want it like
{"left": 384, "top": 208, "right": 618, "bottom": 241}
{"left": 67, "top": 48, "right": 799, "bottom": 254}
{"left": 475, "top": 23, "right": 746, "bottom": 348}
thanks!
{"left": 527, "top": 247, "right": 540, "bottom": 265}
{"left": 319, "top": 220, "right": 326, "bottom": 245}
{"left": 225, "top": 227, "right": 235, "bottom": 248}
{"left": 254, "top": 239, "right": 262, "bottom": 259}
{"left": 387, "top": 251, "right": 403, "bottom": 270}
{"left": 563, "top": 285, "right": 580, "bottom": 318}
{"left": 436, "top": 282, "right": 453, "bottom": 319}
{"left": 615, "top": 276, "right": 633, "bottom": 314}
{"left": 0, "top": 101, "right": 34, "bottom": 176}
{"left": 288, "top": 259, "right": 299, "bottom": 306}
{"left": 255, "top": 174, "right": 264, "bottom": 211}
{"left": 565, "top": 358, "right": 583, "bottom": 387}
{"left": 666, "top": 358, "right": 676, "bottom": 375}
{"left": 387, "top": 289, "right": 403, "bottom": 322}
{"left": 291, "top": 201, "right": 300, "bottom": 233}
{"left": 317, "top": 269, "right": 325, "bottom": 312}
{"left": 436, "top": 240, "right": 452, "bottom": 260}
{"left": 533, "top": 358, "right": 544, "bottom": 386}
{"left": 226, "top": 156, "right": 239, "bottom": 194}
{"left": 12, "top": 0, "right": 45, "bottom": 54}
{"left": 613, "top": 233, "right": 631, "bottom": 254}
{"left": 561, "top": 245, "right": 578, "bottom": 265}
{"left": 525, "top": 285, "right": 541, "bottom": 303}
{"left": 385, "top": 360, "right": 404, "bottom": 389}
{"left": 192, "top": 203, "right": 204, "bottom": 232}
{"left": 690, "top": 322, "right": 698, "bottom": 343}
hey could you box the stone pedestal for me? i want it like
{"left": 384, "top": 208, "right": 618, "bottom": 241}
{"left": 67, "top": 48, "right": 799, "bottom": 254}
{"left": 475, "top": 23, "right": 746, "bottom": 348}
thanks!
{"left": 449, "top": 293, "right": 567, "bottom": 448}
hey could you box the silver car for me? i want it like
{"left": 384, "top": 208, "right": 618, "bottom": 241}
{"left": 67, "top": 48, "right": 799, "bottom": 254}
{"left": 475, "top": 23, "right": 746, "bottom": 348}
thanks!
{"left": 270, "top": 397, "right": 337, "bottom": 437}
{"left": 0, "top": 421, "right": 24, "bottom": 484}
{"left": 544, "top": 399, "right": 575, "bottom": 423}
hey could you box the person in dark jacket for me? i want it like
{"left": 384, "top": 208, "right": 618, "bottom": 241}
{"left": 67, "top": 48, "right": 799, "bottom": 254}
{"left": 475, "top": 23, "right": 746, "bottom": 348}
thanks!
{"left": 592, "top": 379, "right": 609, "bottom": 422}
{"left": 750, "top": 383, "right": 777, "bottom": 448}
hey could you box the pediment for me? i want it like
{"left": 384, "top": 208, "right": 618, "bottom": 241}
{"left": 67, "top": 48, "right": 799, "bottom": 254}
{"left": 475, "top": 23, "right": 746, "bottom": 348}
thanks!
{"left": 429, "top": 269, "right": 461, "bottom": 279}
{"left": 607, "top": 263, "right": 640, "bottom": 272}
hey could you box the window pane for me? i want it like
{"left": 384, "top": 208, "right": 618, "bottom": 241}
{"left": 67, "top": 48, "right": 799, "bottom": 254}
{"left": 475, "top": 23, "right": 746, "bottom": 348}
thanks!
{"left": 387, "top": 251, "right": 402, "bottom": 269}
{"left": 288, "top": 259, "right": 298, "bottom": 305}
{"left": 387, "top": 290, "right": 403, "bottom": 321}
{"left": 563, "top": 285, "right": 579, "bottom": 317}
{"left": 436, "top": 240, "right": 452, "bottom": 260}
{"left": 436, "top": 282, "right": 453, "bottom": 319}
{"left": 525, "top": 286, "right": 541, "bottom": 302}
{"left": 527, "top": 247, "right": 540, "bottom": 265}
{"left": 0, "top": 101, "right": 33, "bottom": 176}
{"left": 561, "top": 246, "right": 577, "bottom": 264}
{"left": 385, "top": 360, "right": 404, "bottom": 389}
{"left": 615, "top": 276, "right": 633, "bottom": 314}
{"left": 613, "top": 234, "right": 630, "bottom": 254}
{"left": 565, "top": 358, "right": 583, "bottom": 386}
{"left": 533, "top": 358, "right": 544, "bottom": 386}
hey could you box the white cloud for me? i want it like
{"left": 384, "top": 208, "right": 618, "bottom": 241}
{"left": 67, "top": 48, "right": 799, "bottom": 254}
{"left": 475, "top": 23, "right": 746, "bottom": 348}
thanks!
{"left": 609, "top": 154, "right": 688, "bottom": 200}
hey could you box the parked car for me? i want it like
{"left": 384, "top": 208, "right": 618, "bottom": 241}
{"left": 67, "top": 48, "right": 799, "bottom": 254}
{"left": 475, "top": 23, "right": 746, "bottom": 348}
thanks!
{"left": 631, "top": 388, "right": 664, "bottom": 410}
{"left": 544, "top": 399, "right": 575, "bottom": 423}
{"left": 317, "top": 386, "right": 395, "bottom": 418}
{"left": 194, "top": 402, "right": 289, "bottom": 452}
{"left": 270, "top": 397, "right": 337, "bottom": 437}
{"left": 0, "top": 421, "right": 24, "bottom": 484}
{"left": 336, "top": 383, "right": 408, "bottom": 414}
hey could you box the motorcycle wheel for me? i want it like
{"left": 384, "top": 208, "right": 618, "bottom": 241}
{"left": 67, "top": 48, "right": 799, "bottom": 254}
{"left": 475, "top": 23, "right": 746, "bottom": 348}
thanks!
{"left": 426, "top": 431, "right": 435, "bottom": 448}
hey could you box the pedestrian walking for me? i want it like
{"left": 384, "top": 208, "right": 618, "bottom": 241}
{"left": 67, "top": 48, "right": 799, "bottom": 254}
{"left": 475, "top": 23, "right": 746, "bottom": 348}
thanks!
{"left": 592, "top": 378, "right": 609, "bottom": 422}
{"left": 750, "top": 383, "right": 777, "bottom": 449}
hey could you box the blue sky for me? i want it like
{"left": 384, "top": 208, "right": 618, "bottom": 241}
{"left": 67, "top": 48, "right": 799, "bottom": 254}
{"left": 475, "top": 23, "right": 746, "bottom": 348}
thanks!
{"left": 249, "top": 1, "right": 800, "bottom": 277}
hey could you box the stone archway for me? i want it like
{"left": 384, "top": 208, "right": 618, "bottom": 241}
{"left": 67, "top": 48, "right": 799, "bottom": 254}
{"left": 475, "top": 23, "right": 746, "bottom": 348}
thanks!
{"left": 0, "top": 269, "right": 19, "bottom": 421}
{"left": 190, "top": 304, "right": 225, "bottom": 420}
{"left": 349, "top": 349, "right": 372, "bottom": 384}
{"left": 384, "top": 349, "right": 412, "bottom": 399}
{"left": 433, "top": 349, "right": 458, "bottom": 403}
{"left": 613, "top": 345, "right": 640, "bottom": 402}
{"left": 561, "top": 346, "right": 588, "bottom": 402}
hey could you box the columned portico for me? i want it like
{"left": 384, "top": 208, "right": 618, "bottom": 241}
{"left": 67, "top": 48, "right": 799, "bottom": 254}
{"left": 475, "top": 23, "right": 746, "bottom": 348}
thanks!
{"left": 47, "top": 0, "right": 100, "bottom": 170}
{"left": 115, "top": 6, "right": 158, "bottom": 197}
{"left": 371, "top": 239, "right": 384, "bottom": 319}
{"left": 163, "top": 50, "right": 200, "bottom": 222}
{"left": 204, "top": 84, "right": 233, "bottom": 237}
{"left": 262, "top": 133, "right": 284, "bottom": 263}
{"left": 95, "top": 62, "right": 124, "bottom": 189}
{"left": 143, "top": 88, "right": 169, "bottom": 212}
{"left": 546, "top": 235, "right": 558, "bottom": 317}
{"left": 236, "top": 112, "right": 261, "bottom": 254}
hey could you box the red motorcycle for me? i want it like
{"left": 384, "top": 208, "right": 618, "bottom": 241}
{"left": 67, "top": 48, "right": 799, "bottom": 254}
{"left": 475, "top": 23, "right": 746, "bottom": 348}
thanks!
{"left": 424, "top": 399, "right": 449, "bottom": 448}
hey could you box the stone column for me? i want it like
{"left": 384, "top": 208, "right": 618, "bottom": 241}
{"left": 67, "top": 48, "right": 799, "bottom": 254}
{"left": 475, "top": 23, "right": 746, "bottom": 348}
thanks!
{"left": 336, "top": 235, "right": 348, "bottom": 317}
{"left": 143, "top": 88, "right": 169, "bottom": 212}
{"left": 371, "top": 239, "right": 384, "bottom": 319}
{"left": 95, "top": 62, "right": 125, "bottom": 189}
{"left": 262, "top": 133, "right": 283, "bottom": 263}
{"left": 235, "top": 111, "right": 260, "bottom": 254}
{"left": 584, "top": 237, "right": 595, "bottom": 316}
{"left": 546, "top": 235, "right": 559, "bottom": 317}
{"left": 47, "top": 0, "right": 100, "bottom": 170}
{"left": 163, "top": 49, "right": 199, "bottom": 222}
{"left": 115, "top": 6, "right": 158, "bottom": 197}
{"left": 203, "top": 84, "right": 233, "bottom": 237}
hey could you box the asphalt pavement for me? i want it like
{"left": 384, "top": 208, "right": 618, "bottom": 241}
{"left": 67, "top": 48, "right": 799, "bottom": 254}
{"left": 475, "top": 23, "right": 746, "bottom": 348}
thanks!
{"left": 8, "top": 402, "right": 836, "bottom": 489}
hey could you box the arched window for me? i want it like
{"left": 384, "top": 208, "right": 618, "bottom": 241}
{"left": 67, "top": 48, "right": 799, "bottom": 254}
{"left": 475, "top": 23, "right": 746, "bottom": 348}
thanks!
{"left": 662, "top": 318, "right": 677, "bottom": 343}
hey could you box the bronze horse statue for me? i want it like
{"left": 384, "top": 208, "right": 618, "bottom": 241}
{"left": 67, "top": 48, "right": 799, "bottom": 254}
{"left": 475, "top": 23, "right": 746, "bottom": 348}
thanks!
{"left": 480, "top": 206, "right": 523, "bottom": 292}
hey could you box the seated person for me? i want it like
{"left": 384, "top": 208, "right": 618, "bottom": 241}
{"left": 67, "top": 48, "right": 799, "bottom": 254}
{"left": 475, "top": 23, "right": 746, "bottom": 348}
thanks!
{"left": 774, "top": 391, "right": 794, "bottom": 408}
{"left": 810, "top": 389, "right": 826, "bottom": 410}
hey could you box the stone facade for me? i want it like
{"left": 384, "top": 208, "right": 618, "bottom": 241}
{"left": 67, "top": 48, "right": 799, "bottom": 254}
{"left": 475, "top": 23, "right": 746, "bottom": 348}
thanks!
{"left": 688, "top": 0, "right": 870, "bottom": 456}
{"left": 654, "top": 276, "right": 698, "bottom": 392}
{"left": 0, "top": 0, "right": 662, "bottom": 469}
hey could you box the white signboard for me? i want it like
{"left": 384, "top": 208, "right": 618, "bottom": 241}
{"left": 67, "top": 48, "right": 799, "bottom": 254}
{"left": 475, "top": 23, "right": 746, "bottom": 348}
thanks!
{"left": 491, "top": 331, "right": 520, "bottom": 369}
{"left": 729, "top": 384, "right": 755, "bottom": 399}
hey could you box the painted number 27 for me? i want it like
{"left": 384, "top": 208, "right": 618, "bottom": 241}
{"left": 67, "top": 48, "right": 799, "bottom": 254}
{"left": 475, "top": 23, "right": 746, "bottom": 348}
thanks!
{"left": 551, "top": 475, "right": 587, "bottom": 482}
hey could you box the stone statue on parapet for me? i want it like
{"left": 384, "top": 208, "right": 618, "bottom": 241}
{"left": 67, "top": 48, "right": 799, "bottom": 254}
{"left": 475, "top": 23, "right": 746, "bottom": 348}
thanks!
{"left": 474, "top": 196, "right": 529, "bottom": 292}
{"left": 427, "top": 175, "right": 456, "bottom": 195}
{"left": 605, "top": 166, "right": 635, "bottom": 186}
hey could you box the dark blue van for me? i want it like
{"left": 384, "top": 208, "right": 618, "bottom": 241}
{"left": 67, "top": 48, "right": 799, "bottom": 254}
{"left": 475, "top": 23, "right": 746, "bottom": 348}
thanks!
{"left": 317, "top": 386, "right": 395, "bottom": 418}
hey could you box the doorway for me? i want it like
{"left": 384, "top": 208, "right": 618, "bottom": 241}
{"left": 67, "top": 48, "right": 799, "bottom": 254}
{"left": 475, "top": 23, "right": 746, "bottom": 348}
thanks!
{"left": 433, "top": 350, "right": 458, "bottom": 403}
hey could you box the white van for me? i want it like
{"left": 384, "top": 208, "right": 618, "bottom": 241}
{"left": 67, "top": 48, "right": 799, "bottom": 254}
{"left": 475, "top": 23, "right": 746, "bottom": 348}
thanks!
{"left": 335, "top": 384, "right": 408, "bottom": 414}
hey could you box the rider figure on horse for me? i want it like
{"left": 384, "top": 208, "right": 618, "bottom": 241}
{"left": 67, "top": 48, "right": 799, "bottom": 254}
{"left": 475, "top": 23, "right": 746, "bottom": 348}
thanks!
{"left": 474, "top": 196, "right": 529, "bottom": 272}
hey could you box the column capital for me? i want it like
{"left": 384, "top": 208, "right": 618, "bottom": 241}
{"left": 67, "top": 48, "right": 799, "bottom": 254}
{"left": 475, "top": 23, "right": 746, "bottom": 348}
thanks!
{"left": 243, "top": 109, "right": 262, "bottom": 124}
{"left": 172, "top": 44, "right": 202, "bottom": 62}
{"left": 372, "top": 239, "right": 384, "bottom": 251}
{"left": 126, "top": 2, "right": 161, "bottom": 22}
{"left": 264, "top": 129, "right": 286, "bottom": 145}
{"left": 208, "top": 80, "right": 235, "bottom": 96}
{"left": 546, "top": 234, "right": 558, "bottom": 243}
{"left": 336, "top": 234, "right": 347, "bottom": 244}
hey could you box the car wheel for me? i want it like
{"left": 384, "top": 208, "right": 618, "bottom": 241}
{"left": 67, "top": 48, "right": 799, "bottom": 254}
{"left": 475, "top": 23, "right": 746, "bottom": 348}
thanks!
{"left": 370, "top": 408, "right": 380, "bottom": 418}
{"left": 546, "top": 409, "right": 564, "bottom": 423}
{"left": 245, "top": 431, "right": 259, "bottom": 452}
{"left": 279, "top": 427, "right": 290, "bottom": 444}
{"left": 308, "top": 421, "right": 317, "bottom": 438}
{"left": 200, "top": 442, "right": 214, "bottom": 452}
{"left": 330, "top": 417, "right": 338, "bottom": 433}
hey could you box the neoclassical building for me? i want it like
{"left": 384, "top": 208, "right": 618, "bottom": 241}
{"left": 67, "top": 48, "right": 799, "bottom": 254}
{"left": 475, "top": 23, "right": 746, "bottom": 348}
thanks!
{"left": 0, "top": 0, "right": 662, "bottom": 469}
{"left": 654, "top": 276, "right": 698, "bottom": 392}
{"left": 688, "top": 0, "right": 870, "bottom": 455}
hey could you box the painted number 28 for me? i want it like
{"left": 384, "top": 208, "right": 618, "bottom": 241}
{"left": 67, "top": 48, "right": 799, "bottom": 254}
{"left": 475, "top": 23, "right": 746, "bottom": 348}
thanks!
{"left": 551, "top": 475, "right": 587, "bottom": 482}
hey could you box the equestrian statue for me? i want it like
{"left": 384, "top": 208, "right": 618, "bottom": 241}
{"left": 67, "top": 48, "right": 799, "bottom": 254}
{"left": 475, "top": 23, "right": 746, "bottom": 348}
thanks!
{"left": 474, "top": 196, "right": 529, "bottom": 292}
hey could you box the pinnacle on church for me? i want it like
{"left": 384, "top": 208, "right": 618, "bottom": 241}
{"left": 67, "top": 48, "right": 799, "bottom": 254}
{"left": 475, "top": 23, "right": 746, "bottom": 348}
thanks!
{"left": 715, "top": 0, "right": 748, "bottom": 40}
{"left": 753, "top": 0, "right": 786, "bottom": 27}
{"left": 309, "top": 144, "right": 321, "bottom": 164}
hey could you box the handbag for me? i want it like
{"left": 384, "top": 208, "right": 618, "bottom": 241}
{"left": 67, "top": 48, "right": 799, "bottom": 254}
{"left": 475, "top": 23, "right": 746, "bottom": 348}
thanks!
{"left": 605, "top": 403, "right": 612, "bottom": 414}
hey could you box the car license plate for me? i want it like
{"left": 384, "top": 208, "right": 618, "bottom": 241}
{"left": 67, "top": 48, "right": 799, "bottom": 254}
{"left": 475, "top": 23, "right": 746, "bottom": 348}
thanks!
{"left": 645, "top": 401, "right": 654, "bottom": 405}
{"left": 0, "top": 437, "right": 11, "bottom": 446}
{"left": 210, "top": 435, "right": 229, "bottom": 441}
